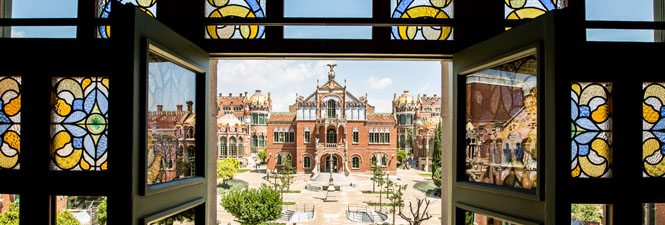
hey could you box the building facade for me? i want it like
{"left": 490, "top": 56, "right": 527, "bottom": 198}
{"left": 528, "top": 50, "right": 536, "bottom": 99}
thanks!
{"left": 393, "top": 91, "right": 442, "bottom": 171}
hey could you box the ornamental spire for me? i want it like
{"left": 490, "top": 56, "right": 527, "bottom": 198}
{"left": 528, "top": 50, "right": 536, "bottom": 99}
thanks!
{"left": 326, "top": 64, "right": 337, "bottom": 80}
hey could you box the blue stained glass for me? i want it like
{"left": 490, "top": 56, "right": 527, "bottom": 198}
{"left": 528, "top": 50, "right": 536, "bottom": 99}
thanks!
{"left": 390, "top": 0, "right": 453, "bottom": 40}
{"left": 571, "top": 82, "right": 612, "bottom": 178}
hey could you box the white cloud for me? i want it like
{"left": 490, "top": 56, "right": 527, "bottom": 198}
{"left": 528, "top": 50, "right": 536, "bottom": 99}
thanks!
{"left": 365, "top": 76, "right": 393, "bottom": 89}
{"left": 368, "top": 98, "right": 393, "bottom": 113}
{"left": 11, "top": 30, "right": 25, "bottom": 38}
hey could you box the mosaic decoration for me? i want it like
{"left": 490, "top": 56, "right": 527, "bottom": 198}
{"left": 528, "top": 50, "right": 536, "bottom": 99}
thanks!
{"left": 205, "top": 0, "right": 266, "bottom": 39}
{"left": 51, "top": 77, "right": 109, "bottom": 171}
{"left": 571, "top": 82, "right": 611, "bottom": 178}
{"left": 146, "top": 50, "right": 197, "bottom": 185}
{"left": 0, "top": 77, "right": 21, "bottom": 170}
{"left": 465, "top": 54, "right": 538, "bottom": 190}
{"left": 97, "top": 0, "right": 157, "bottom": 39}
{"left": 390, "top": 0, "right": 453, "bottom": 40}
{"left": 505, "top": 0, "right": 563, "bottom": 20}
{"left": 643, "top": 83, "right": 665, "bottom": 177}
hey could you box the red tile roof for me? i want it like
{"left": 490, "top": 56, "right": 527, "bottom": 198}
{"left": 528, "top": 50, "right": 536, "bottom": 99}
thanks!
{"left": 269, "top": 112, "right": 296, "bottom": 121}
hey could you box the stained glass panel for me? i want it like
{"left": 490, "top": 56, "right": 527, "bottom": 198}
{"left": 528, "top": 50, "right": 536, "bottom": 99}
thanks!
{"left": 505, "top": 0, "right": 563, "bottom": 20}
{"left": 571, "top": 82, "right": 612, "bottom": 178}
{"left": 643, "top": 82, "right": 665, "bottom": 177}
{"left": 51, "top": 77, "right": 109, "bottom": 171}
{"left": 55, "top": 196, "right": 106, "bottom": 225}
{"left": 205, "top": 0, "right": 266, "bottom": 39}
{"left": 465, "top": 54, "right": 538, "bottom": 190}
{"left": 390, "top": 0, "right": 453, "bottom": 40}
{"left": 146, "top": 50, "right": 197, "bottom": 185}
{"left": 0, "top": 77, "right": 21, "bottom": 170}
{"left": 97, "top": 0, "right": 157, "bottom": 39}
{"left": 147, "top": 207, "right": 195, "bottom": 225}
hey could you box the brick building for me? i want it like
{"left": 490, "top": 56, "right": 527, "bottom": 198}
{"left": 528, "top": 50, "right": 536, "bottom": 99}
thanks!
{"left": 393, "top": 91, "right": 442, "bottom": 171}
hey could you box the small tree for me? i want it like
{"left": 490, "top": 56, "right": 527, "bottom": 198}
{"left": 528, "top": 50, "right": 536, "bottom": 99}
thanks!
{"left": 387, "top": 182, "right": 407, "bottom": 225}
{"left": 406, "top": 128, "right": 414, "bottom": 152}
{"left": 57, "top": 211, "right": 81, "bottom": 225}
{"left": 223, "top": 157, "right": 240, "bottom": 169}
{"left": 221, "top": 185, "right": 282, "bottom": 225}
{"left": 258, "top": 148, "right": 267, "bottom": 164}
{"left": 217, "top": 160, "right": 237, "bottom": 185}
{"left": 399, "top": 198, "right": 433, "bottom": 225}
{"left": 98, "top": 198, "right": 107, "bottom": 225}
{"left": 571, "top": 204, "right": 604, "bottom": 223}
{"left": 278, "top": 158, "right": 296, "bottom": 195}
{"left": 0, "top": 202, "right": 19, "bottom": 225}
{"left": 431, "top": 122, "right": 442, "bottom": 187}
{"left": 396, "top": 151, "right": 407, "bottom": 168}
{"left": 370, "top": 161, "right": 385, "bottom": 192}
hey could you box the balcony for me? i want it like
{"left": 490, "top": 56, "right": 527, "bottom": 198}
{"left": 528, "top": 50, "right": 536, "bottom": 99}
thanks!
{"left": 317, "top": 142, "right": 346, "bottom": 150}
{"left": 325, "top": 143, "right": 337, "bottom": 148}
{"left": 316, "top": 118, "right": 347, "bottom": 127}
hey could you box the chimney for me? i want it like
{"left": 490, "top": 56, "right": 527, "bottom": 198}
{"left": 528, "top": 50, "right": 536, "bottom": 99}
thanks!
{"left": 434, "top": 94, "right": 438, "bottom": 97}
{"left": 218, "top": 93, "right": 222, "bottom": 98}
{"left": 240, "top": 93, "right": 243, "bottom": 97}
{"left": 423, "top": 94, "right": 427, "bottom": 97}
{"left": 229, "top": 93, "right": 232, "bottom": 97}
{"left": 186, "top": 101, "right": 193, "bottom": 112}
{"left": 393, "top": 92, "right": 396, "bottom": 100}
{"left": 157, "top": 104, "right": 163, "bottom": 114}
{"left": 244, "top": 91, "right": 248, "bottom": 98}
{"left": 176, "top": 104, "right": 183, "bottom": 114}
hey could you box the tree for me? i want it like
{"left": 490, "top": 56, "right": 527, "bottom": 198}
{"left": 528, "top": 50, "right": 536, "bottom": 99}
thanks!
{"left": 399, "top": 198, "right": 433, "bottom": 225}
{"left": 396, "top": 150, "right": 407, "bottom": 168}
{"left": 406, "top": 128, "right": 414, "bottom": 152}
{"left": 387, "top": 180, "right": 407, "bottom": 225}
{"left": 431, "top": 122, "right": 442, "bottom": 187}
{"left": 98, "top": 198, "right": 107, "bottom": 225}
{"left": 223, "top": 157, "right": 240, "bottom": 169}
{"left": 57, "top": 210, "right": 81, "bottom": 225}
{"left": 370, "top": 161, "right": 385, "bottom": 192}
{"left": 221, "top": 185, "right": 282, "bottom": 225}
{"left": 571, "top": 204, "right": 604, "bottom": 223}
{"left": 278, "top": 158, "right": 295, "bottom": 194}
{"left": 258, "top": 148, "right": 267, "bottom": 164}
{"left": 217, "top": 160, "right": 237, "bottom": 185}
{"left": 0, "top": 202, "right": 19, "bottom": 225}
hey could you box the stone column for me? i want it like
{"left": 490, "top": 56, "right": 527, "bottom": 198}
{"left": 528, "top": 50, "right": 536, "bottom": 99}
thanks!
{"left": 208, "top": 59, "right": 218, "bottom": 225}
{"left": 441, "top": 61, "right": 452, "bottom": 225}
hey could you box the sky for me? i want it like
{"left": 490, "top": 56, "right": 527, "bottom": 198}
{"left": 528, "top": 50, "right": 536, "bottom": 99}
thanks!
{"left": 217, "top": 60, "right": 443, "bottom": 113}
{"left": 8, "top": 0, "right": 658, "bottom": 41}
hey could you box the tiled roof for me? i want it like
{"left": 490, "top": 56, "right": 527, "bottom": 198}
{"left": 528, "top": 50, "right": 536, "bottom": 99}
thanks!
{"left": 367, "top": 113, "right": 394, "bottom": 122}
{"left": 269, "top": 112, "right": 296, "bottom": 121}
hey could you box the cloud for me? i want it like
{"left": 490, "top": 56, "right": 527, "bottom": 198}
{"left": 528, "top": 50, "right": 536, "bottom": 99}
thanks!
{"left": 11, "top": 30, "right": 25, "bottom": 38}
{"left": 365, "top": 76, "right": 393, "bottom": 89}
{"left": 368, "top": 98, "right": 393, "bottom": 113}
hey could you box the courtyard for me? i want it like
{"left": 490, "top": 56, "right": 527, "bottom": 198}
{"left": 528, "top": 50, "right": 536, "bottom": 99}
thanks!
{"left": 217, "top": 164, "right": 442, "bottom": 225}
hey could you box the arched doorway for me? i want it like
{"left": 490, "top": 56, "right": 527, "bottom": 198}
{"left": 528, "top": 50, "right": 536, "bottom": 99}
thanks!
{"left": 322, "top": 154, "right": 340, "bottom": 172}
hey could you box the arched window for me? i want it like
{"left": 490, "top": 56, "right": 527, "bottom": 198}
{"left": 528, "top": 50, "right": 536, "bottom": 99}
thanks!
{"left": 286, "top": 154, "right": 292, "bottom": 165}
{"left": 252, "top": 135, "right": 258, "bottom": 147}
{"left": 277, "top": 154, "right": 282, "bottom": 165}
{"left": 304, "top": 156, "right": 311, "bottom": 168}
{"left": 238, "top": 137, "right": 243, "bottom": 156}
{"left": 352, "top": 157, "right": 360, "bottom": 169}
{"left": 229, "top": 137, "right": 236, "bottom": 156}
{"left": 400, "top": 135, "right": 406, "bottom": 150}
{"left": 188, "top": 127, "right": 194, "bottom": 139}
{"left": 220, "top": 137, "right": 227, "bottom": 156}
{"left": 371, "top": 155, "right": 377, "bottom": 166}
{"left": 327, "top": 128, "right": 337, "bottom": 143}
{"left": 327, "top": 99, "right": 336, "bottom": 118}
{"left": 422, "top": 139, "right": 427, "bottom": 156}
{"left": 259, "top": 135, "right": 265, "bottom": 147}
{"left": 400, "top": 115, "right": 406, "bottom": 125}
{"left": 381, "top": 154, "right": 387, "bottom": 166}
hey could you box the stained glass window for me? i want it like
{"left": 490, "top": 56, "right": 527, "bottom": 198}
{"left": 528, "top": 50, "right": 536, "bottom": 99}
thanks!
{"left": 465, "top": 53, "right": 538, "bottom": 190}
{"left": 390, "top": 0, "right": 453, "bottom": 40}
{"left": 97, "top": 0, "right": 157, "bottom": 39}
{"left": 205, "top": 0, "right": 266, "bottom": 39}
{"left": 51, "top": 77, "right": 109, "bottom": 171}
{"left": 146, "top": 48, "right": 197, "bottom": 185}
{"left": 505, "top": 0, "right": 564, "bottom": 20}
{"left": 0, "top": 77, "right": 21, "bottom": 170}
{"left": 571, "top": 82, "right": 612, "bottom": 178}
{"left": 147, "top": 207, "right": 195, "bottom": 225}
{"left": 643, "top": 82, "right": 665, "bottom": 177}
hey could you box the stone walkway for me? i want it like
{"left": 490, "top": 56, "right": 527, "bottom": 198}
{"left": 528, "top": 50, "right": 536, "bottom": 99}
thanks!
{"left": 217, "top": 166, "right": 442, "bottom": 225}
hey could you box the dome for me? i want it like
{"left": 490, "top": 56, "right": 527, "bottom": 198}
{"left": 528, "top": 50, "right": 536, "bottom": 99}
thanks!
{"left": 248, "top": 89, "right": 268, "bottom": 105}
{"left": 396, "top": 90, "right": 417, "bottom": 105}
{"left": 217, "top": 114, "right": 241, "bottom": 128}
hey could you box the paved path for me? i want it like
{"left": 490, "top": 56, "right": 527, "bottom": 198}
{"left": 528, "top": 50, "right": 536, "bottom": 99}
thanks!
{"left": 217, "top": 166, "right": 442, "bottom": 225}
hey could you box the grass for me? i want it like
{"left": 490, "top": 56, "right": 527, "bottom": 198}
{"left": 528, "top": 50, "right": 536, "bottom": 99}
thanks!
{"left": 280, "top": 190, "right": 301, "bottom": 193}
{"left": 282, "top": 201, "right": 296, "bottom": 205}
{"left": 362, "top": 191, "right": 389, "bottom": 194}
{"left": 414, "top": 180, "right": 441, "bottom": 198}
{"left": 366, "top": 202, "right": 399, "bottom": 207}
{"left": 237, "top": 168, "right": 250, "bottom": 173}
{"left": 419, "top": 173, "right": 432, "bottom": 178}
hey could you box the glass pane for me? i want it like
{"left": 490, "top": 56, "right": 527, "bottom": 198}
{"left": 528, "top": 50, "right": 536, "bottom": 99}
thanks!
{"left": 0, "top": 194, "right": 19, "bottom": 224}
{"left": 586, "top": 0, "right": 653, "bottom": 21}
{"left": 0, "top": 77, "right": 21, "bottom": 170}
{"left": 643, "top": 83, "right": 665, "bottom": 177}
{"left": 464, "top": 210, "right": 522, "bottom": 225}
{"left": 8, "top": 26, "right": 77, "bottom": 38}
{"left": 55, "top": 196, "right": 106, "bottom": 225}
{"left": 391, "top": 0, "right": 453, "bottom": 40}
{"left": 148, "top": 207, "right": 195, "bottom": 225}
{"left": 10, "top": 0, "right": 78, "bottom": 18}
{"left": 643, "top": 203, "right": 665, "bottom": 224}
{"left": 285, "top": 0, "right": 371, "bottom": 18}
{"left": 284, "top": 26, "right": 372, "bottom": 39}
{"left": 586, "top": 29, "right": 655, "bottom": 42}
{"left": 571, "top": 204, "right": 608, "bottom": 225}
{"left": 205, "top": 0, "right": 266, "bottom": 39}
{"left": 505, "top": 0, "right": 563, "bottom": 20}
{"left": 465, "top": 54, "right": 538, "bottom": 190}
{"left": 96, "top": 0, "right": 157, "bottom": 39}
{"left": 147, "top": 49, "right": 197, "bottom": 185}
{"left": 51, "top": 77, "right": 109, "bottom": 171}
{"left": 571, "top": 82, "right": 612, "bottom": 178}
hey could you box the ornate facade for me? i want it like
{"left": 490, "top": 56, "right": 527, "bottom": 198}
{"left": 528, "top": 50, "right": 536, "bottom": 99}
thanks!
{"left": 393, "top": 91, "right": 442, "bottom": 171}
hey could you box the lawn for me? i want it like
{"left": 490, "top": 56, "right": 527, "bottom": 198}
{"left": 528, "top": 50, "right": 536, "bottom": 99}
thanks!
{"left": 414, "top": 180, "right": 441, "bottom": 198}
{"left": 361, "top": 191, "right": 389, "bottom": 194}
{"left": 282, "top": 201, "right": 296, "bottom": 205}
{"left": 419, "top": 173, "right": 432, "bottom": 178}
{"left": 366, "top": 202, "right": 399, "bottom": 207}
{"left": 280, "top": 190, "right": 301, "bottom": 193}
{"left": 237, "top": 168, "right": 250, "bottom": 173}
